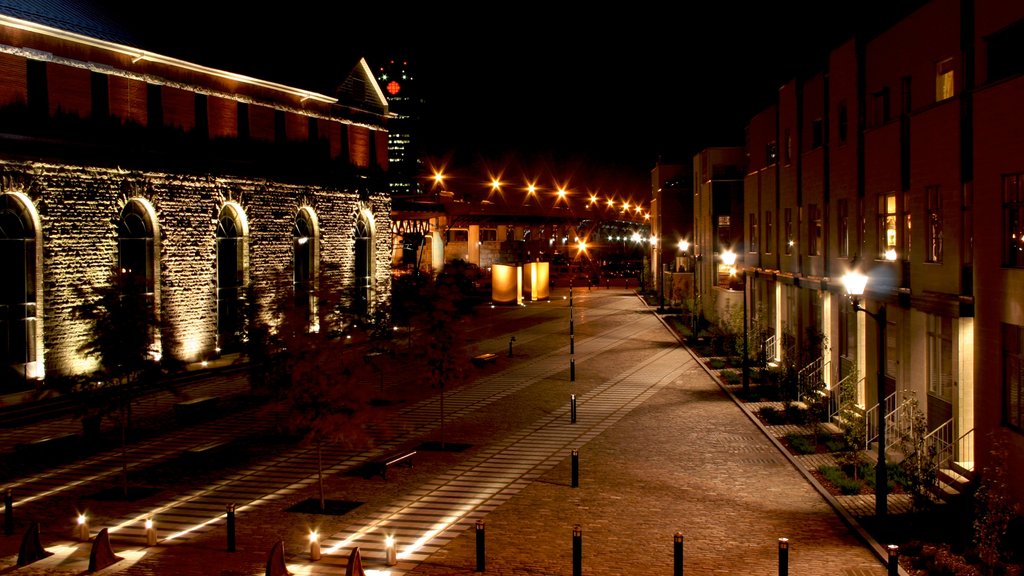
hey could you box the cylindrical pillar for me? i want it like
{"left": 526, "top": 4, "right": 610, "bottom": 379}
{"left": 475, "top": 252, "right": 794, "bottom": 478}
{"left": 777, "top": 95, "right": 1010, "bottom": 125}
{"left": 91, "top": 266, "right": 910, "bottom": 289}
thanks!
{"left": 570, "top": 334, "right": 574, "bottom": 354}
{"left": 778, "top": 538, "right": 789, "bottom": 576}
{"left": 887, "top": 544, "right": 899, "bottom": 576}
{"left": 475, "top": 520, "right": 485, "bottom": 572}
{"left": 572, "top": 525, "right": 582, "bottom": 576}
{"left": 571, "top": 394, "right": 577, "bottom": 424}
{"left": 4, "top": 488, "right": 12, "bottom": 536}
{"left": 571, "top": 449, "right": 579, "bottom": 488}
{"left": 674, "top": 532, "right": 684, "bottom": 576}
{"left": 570, "top": 357, "right": 575, "bottom": 381}
{"left": 226, "top": 503, "right": 236, "bottom": 552}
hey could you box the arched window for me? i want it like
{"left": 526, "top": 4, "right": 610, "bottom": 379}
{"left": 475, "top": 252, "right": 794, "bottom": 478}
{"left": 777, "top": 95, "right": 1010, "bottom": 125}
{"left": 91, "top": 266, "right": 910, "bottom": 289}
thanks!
{"left": 118, "top": 199, "right": 159, "bottom": 355}
{"left": 293, "top": 208, "right": 318, "bottom": 318}
{"left": 118, "top": 199, "right": 156, "bottom": 296}
{"left": 354, "top": 213, "right": 373, "bottom": 317}
{"left": 216, "top": 203, "right": 247, "bottom": 354}
{"left": 0, "top": 193, "right": 39, "bottom": 389}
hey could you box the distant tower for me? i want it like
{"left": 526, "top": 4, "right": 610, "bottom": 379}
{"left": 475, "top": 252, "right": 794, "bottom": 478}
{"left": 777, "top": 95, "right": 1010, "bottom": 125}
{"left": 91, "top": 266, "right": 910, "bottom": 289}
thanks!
{"left": 376, "top": 59, "right": 424, "bottom": 195}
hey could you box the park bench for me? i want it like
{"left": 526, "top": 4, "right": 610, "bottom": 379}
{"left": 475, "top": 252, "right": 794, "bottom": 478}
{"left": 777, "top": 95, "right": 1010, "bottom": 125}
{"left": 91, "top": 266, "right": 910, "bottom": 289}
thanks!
{"left": 181, "top": 439, "right": 233, "bottom": 468}
{"left": 364, "top": 449, "right": 417, "bottom": 480}
{"left": 173, "top": 396, "right": 219, "bottom": 424}
{"left": 471, "top": 353, "right": 498, "bottom": 367}
{"left": 15, "top": 432, "right": 79, "bottom": 464}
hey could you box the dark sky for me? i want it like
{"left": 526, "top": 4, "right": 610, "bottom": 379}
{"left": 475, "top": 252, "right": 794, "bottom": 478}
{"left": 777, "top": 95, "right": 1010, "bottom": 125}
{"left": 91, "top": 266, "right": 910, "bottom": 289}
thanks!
{"left": 103, "top": 2, "right": 923, "bottom": 197}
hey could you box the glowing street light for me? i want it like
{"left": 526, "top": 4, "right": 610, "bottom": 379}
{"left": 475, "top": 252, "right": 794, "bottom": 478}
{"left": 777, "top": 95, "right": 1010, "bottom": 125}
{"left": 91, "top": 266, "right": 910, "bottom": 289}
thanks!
{"left": 842, "top": 270, "right": 889, "bottom": 517}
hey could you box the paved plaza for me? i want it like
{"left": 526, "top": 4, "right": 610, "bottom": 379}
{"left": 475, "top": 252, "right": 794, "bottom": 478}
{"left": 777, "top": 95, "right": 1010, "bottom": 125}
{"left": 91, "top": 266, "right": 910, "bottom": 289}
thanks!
{"left": 0, "top": 287, "right": 901, "bottom": 575}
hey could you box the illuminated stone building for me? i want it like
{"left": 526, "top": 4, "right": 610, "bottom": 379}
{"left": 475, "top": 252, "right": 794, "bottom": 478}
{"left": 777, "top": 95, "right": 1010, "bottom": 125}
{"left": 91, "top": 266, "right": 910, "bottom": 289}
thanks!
{"left": 0, "top": 5, "right": 392, "bottom": 394}
{"left": 738, "top": 0, "right": 1024, "bottom": 506}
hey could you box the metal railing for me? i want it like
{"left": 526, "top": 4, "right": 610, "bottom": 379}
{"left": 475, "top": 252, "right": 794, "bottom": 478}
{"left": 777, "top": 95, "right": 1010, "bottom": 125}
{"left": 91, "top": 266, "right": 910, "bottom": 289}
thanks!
{"left": 797, "top": 357, "right": 829, "bottom": 402}
{"left": 924, "top": 418, "right": 954, "bottom": 469}
{"left": 865, "top": 391, "right": 912, "bottom": 451}
{"left": 827, "top": 374, "right": 861, "bottom": 423}
{"left": 926, "top": 424, "right": 975, "bottom": 473}
{"left": 763, "top": 334, "right": 778, "bottom": 365}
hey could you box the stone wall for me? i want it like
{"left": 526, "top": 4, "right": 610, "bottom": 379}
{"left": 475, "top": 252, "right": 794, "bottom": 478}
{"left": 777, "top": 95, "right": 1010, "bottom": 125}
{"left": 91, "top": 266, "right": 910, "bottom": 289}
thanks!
{"left": 1, "top": 159, "right": 391, "bottom": 379}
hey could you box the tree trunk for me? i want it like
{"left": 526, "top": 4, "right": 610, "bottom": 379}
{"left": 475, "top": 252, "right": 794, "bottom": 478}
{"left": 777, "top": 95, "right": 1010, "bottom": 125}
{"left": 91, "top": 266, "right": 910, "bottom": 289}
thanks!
{"left": 120, "top": 404, "right": 128, "bottom": 498}
{"left": 317, "top": 441, "right": 325, "bottom": 511}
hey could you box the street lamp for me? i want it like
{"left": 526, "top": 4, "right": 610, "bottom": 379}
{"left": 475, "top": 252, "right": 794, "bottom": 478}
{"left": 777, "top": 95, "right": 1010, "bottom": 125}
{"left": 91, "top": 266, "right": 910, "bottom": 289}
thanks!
{"left": 842, "top": 270, "right": 888, "bottom": 517}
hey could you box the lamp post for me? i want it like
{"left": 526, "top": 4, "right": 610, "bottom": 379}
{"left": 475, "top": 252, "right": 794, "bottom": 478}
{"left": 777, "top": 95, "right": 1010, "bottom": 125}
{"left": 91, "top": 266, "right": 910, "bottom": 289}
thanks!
{"left": 741, "top": 268, "right": 750, "bottom": 394}
{"left": 842, "top": 270, "right": 888, "bottom": 517}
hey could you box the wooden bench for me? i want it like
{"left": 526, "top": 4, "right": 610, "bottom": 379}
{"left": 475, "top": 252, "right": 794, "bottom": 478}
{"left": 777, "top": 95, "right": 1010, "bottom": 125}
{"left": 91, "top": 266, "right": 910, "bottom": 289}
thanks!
{"left": 15, "top": 432, "right": 79, "bottom": 464}
{"left": 173, "top": 396, "right": 219, "bottom": 424}
{"left": 471, "top": 353, "right": 498, "bottom": 367}
{"left": 364, "top": 449, "right": 417, "bottom": 480}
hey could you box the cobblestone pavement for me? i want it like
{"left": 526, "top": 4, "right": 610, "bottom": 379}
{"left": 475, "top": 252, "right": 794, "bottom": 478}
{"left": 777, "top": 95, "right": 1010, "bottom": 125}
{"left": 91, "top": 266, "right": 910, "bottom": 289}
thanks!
{"left": 0, "top": 287, "right": 903, "bottom": 575}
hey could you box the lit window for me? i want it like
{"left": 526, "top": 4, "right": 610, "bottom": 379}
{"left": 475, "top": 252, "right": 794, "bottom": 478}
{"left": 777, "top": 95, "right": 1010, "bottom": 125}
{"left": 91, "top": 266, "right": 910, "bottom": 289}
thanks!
{"left": 936, "top": 58, "right": 954, "bottom": 102}
{"left": 878, "top": 192, "right": 897, "bottom": 260}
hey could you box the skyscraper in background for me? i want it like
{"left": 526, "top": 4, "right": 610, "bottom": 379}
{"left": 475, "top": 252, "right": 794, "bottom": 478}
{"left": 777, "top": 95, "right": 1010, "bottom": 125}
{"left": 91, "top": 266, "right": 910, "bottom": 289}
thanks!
{"left": 376, "top": 59, "right": 424, "bottom": 195}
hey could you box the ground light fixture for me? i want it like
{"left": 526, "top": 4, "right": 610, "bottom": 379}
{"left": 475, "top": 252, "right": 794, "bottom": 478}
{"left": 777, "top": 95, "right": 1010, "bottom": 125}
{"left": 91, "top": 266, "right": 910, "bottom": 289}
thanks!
{"left": 76, "top": 513, "right": 89, "bottom": 541}
{"left": 309, "top": 530, "right": 321, "bottom": 560}
{"left": 385, "top": 534, "right": 397, "bottom": 566}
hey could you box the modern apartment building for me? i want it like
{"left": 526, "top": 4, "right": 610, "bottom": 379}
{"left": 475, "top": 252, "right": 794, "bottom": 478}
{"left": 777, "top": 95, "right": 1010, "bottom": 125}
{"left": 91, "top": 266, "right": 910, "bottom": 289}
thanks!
{"left": 738, "top": 0, "right": 1024, "bottom": 505}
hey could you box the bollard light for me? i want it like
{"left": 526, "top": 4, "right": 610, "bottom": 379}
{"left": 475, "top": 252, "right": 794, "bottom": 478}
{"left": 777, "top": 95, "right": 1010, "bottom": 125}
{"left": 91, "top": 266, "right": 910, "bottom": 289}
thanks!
{"left": 226, "top": 503, "right": 236, "bottom": 552}
{"left": 887, "top": 544, "right": 899, "bottom": 576}
{"left": 571, "top": 449, "right": 579, "bottom": 488}
{"left": 778, "top": 538, "right": 789, "bottom": 576}
{"left": 571, "top": 394, "right": 577, "bottom": 424}
{"left": 674, "top": 532, "right": 684, "bottom": 576}
{"left": 572, "top": 525, "right": 582, "bottom": 576}
{"left": 145, "top": 517, "right": 157, "bottom": 546}
{"left": 475, "top": 520, "right": 485, "bottom": 572}
{"left": 309, "top": 530, "right": 321, "bottom": 561}
{"left": 385, "top": 534, "right": 397, "bottom": 566}
{"left": 76, "top": 513, "right": 89, "bottom": 541}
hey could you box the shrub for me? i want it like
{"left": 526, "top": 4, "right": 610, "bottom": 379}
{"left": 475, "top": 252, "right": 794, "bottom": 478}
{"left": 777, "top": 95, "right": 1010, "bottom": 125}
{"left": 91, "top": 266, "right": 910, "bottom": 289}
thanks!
{"left": 720, "top": 370, "right": 740, "bottom": 384}
{"left": 708, "top": 358, "right": 726, "bottom": 370}
{"left": 757, "top": 405, "right": 785, "bottom": 425}
{"left": 786, "top": 434, "right": 816, "bottom": 455}
{"left": 819, "top": 465, "right": 865, "bottom": 495}
{"left": 784, "top": 402, "right": 808, "bottom": 424}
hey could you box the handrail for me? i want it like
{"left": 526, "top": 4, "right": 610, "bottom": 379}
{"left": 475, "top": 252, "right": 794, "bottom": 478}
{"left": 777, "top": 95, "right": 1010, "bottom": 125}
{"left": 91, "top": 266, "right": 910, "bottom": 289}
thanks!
{"left": 827, "top": 374, "right": 861, "bottom": 423}
{"left": 956, "top": 428, "right": 974, "bottom": 473}
{"left": 884, "top": 396, "right": 915, "bottom": 452}
{"left": 924, "top": 418, "right": 954, "bottom": 469}
{"left": 797, "top": 357, "right": 829, "bottom": 402}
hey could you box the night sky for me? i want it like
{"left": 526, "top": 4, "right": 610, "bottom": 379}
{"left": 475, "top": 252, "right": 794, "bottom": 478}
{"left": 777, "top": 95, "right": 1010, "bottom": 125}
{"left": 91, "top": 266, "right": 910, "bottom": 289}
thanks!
{"left": 96, "top": 2, "right": 924, "bottom": 197}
